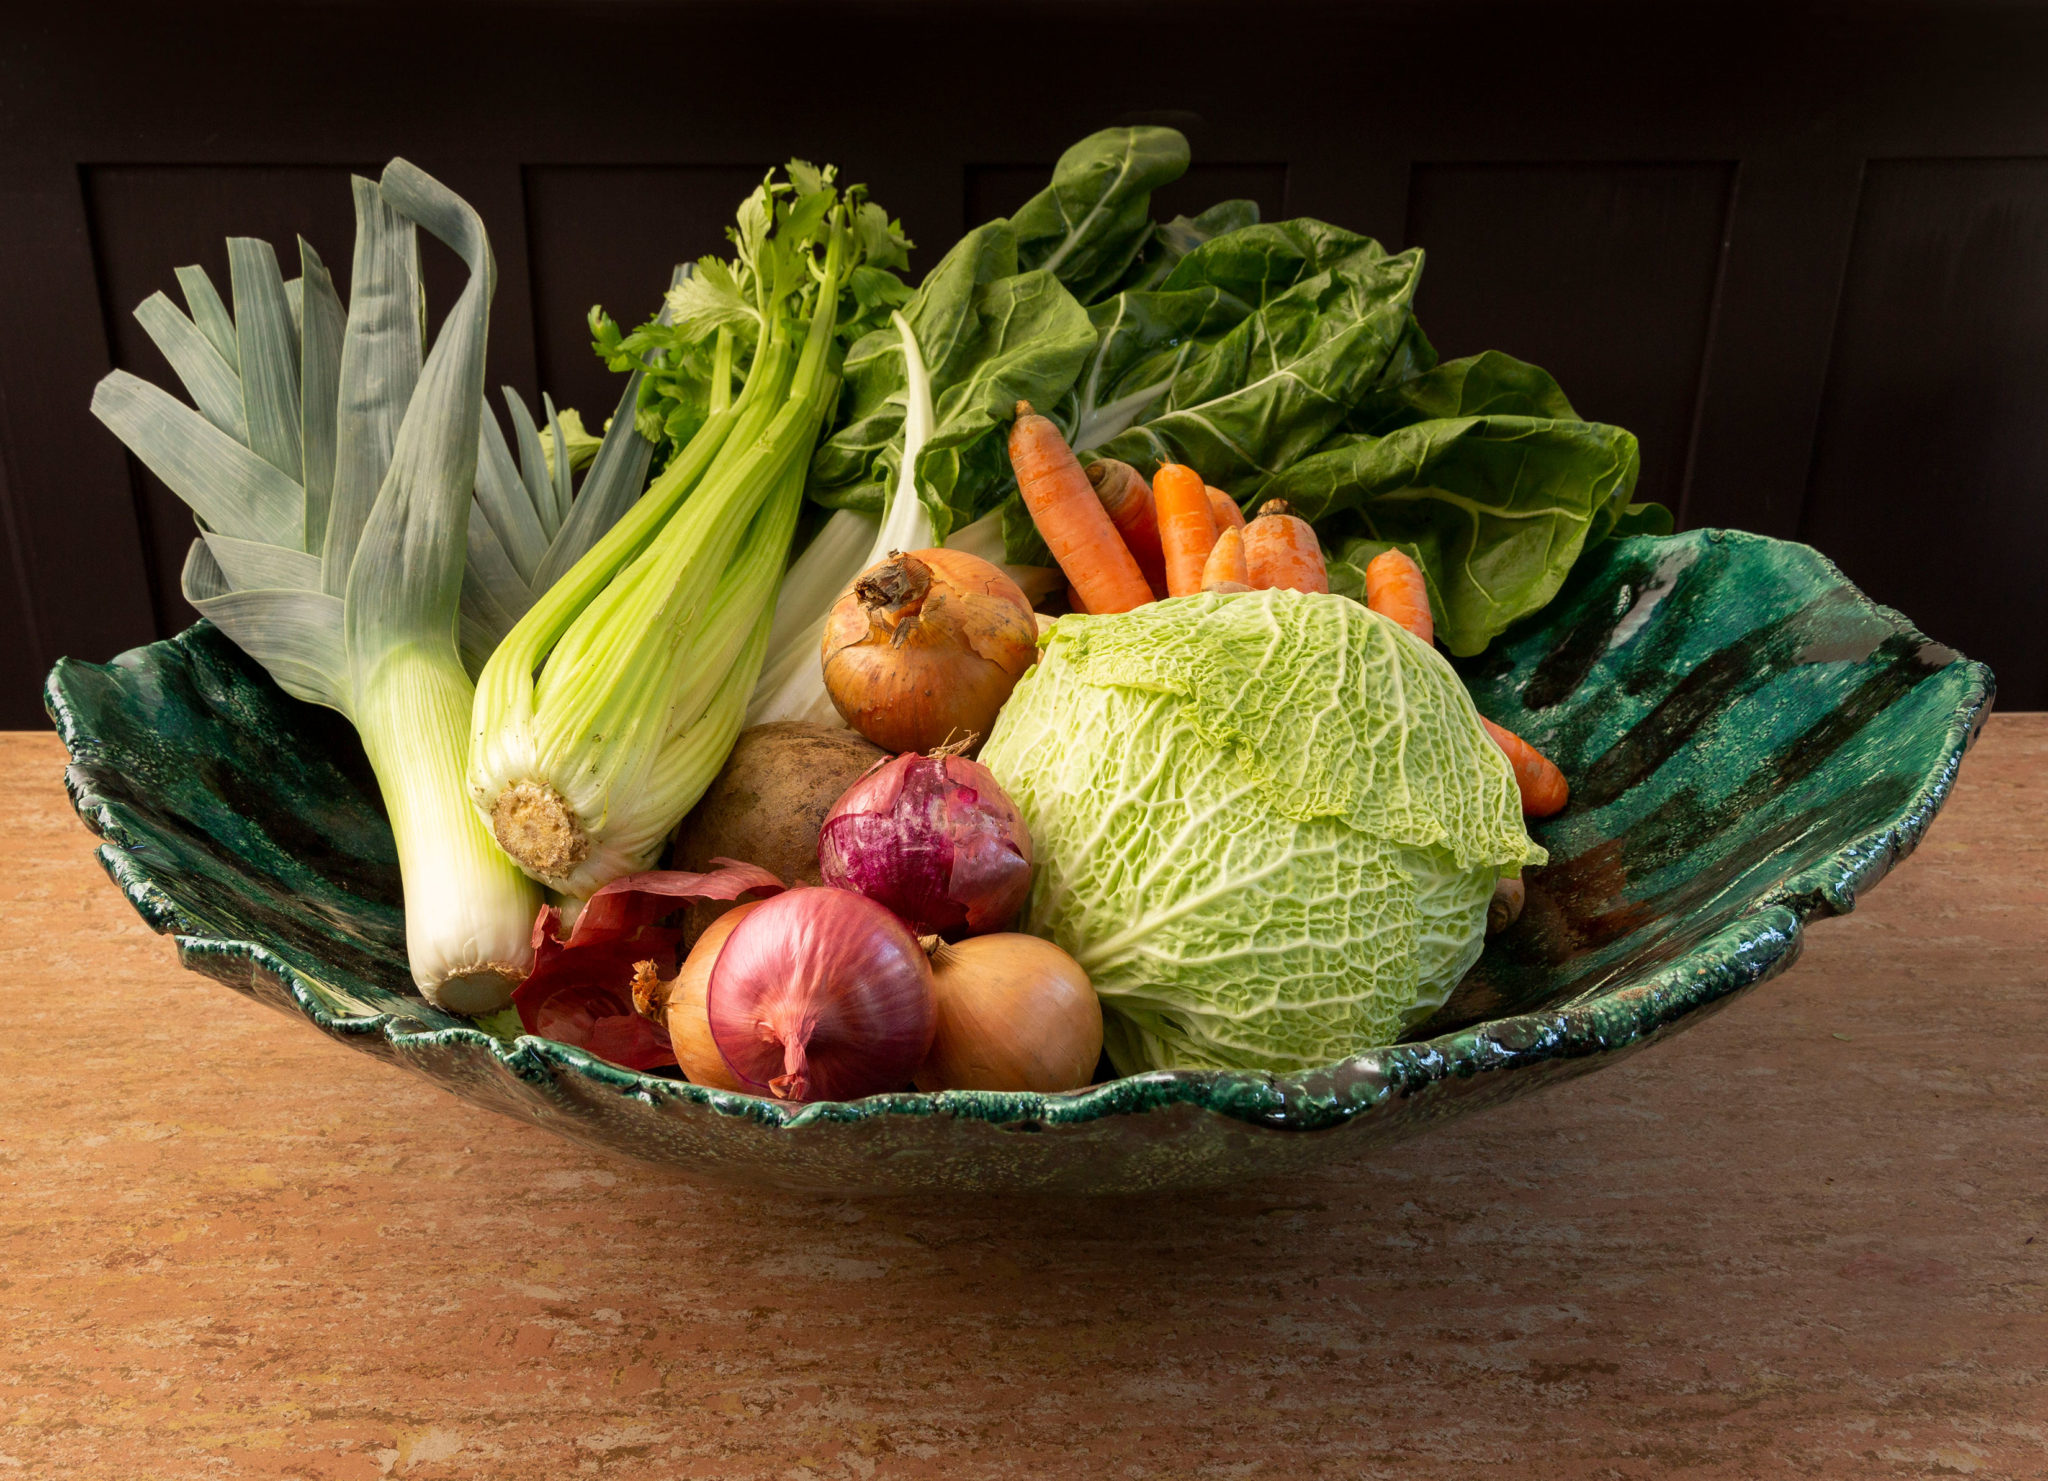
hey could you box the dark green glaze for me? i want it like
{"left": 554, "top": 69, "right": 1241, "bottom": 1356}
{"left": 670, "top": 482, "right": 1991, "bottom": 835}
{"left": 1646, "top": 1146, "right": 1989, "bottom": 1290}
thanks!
{"left": 45, "top": 532, "right": 1993, "bottom": 1194}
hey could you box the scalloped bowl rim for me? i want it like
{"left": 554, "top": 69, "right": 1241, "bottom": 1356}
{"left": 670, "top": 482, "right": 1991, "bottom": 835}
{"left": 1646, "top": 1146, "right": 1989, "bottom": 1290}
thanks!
{"left": 47, "top": 531, "right": 1995, "bottom": 1145}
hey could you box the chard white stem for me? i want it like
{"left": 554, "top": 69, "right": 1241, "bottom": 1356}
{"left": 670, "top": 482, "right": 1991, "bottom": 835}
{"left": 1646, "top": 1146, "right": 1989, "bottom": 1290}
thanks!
{"left": 747, "top": 309, "right": 935, "bottom": 729}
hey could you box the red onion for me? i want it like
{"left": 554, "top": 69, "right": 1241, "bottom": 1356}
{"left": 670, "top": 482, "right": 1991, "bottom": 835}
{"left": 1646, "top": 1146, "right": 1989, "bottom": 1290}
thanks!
{"left": 707, "top": 887, "right": 935, "bottom": 1103}
{"left": 512, "top": 860, "right": 784, "bottom": 1072}
{"left": 816, "top": 752, "right": 1033, "bottom": 938}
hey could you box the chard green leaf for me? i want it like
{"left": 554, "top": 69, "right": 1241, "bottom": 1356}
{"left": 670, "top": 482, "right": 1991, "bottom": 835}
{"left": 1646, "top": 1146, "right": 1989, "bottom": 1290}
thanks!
{"left": 227, "top": 237, "right": 305, "bottom": 485}
{"left": 1347, "top": 346, "right": 1577, "bottom": 432}
{"left": 1610, "top": 500, "right": 1675, "bottom": 538}
{"left": 1087, "top": 234, "right": 1425, "bottom": 488}
{"left": 1064, "top": 283, "right": 1257, "bottom": 452}
{"left": 1109, "top": 199, "right": 1262, "bottom": 296}
{"left": 1285, "top": 408, "right": 1642, "bottom": 656}
{"left": 811, "top": 221, "right": 1092, "bottom": 537}
{"left": 910, "top": 270, "right": 1094, "bottom": 539}
{"left": 1010, "top": 126, "right": 1190, "bottom": 304}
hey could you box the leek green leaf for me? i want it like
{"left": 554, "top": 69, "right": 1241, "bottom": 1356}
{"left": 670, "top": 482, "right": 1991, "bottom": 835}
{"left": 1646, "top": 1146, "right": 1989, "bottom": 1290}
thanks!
{"left": 474, "top": 405, "right": 549, "bottom": 586}
{"left": 200, "top": 532, "right": 322, "bottom": 593}
{"left": 296, "top": 238, "right": 346, "bottom": 554}
{"left": 175, "top": 265, "right": 239, "bottom": 371}
{"left": 322, "top": 177, "right": 422, "bottom": 594}
{"left": 132, "top": 292, "right": 247, "bottom": 440}
{"left": 90, "top": 371, "right": 302, "bottom": 549}
{"left": 228, "top": 237, "right": 304, "bottom": 481}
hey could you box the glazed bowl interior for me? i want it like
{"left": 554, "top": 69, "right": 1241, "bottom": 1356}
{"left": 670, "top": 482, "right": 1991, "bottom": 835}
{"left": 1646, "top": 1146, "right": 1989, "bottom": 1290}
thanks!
{"left": 48, "top": 531, "right": 1992, "bottom": 1194}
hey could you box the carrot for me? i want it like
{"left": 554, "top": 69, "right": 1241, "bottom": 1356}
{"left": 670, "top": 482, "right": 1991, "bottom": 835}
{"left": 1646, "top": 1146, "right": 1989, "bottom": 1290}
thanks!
{"left": 1482, "top": 718, "right": 1570, "bottom": 818}
{"left": 1007, "top": 402, "right": 1154, "bottom": 615}
{"left": 1153, "top": 462, "right": 1220, "bottom": 597}
{"left": 1363, "top": 547, "right": 1434, "bottom": 646}
{"left": 1065, "top": 580, "right": 1091, "bottom": 615}
{"left": 1200, "top": 527, "right": 1250, "bottom": 592}
{"left": 1241, "top": 499, "right": 1328, "bottom": 593}
{"left": 1085, "top": 460, "right": 1168, "bottom": 598}
{"left": 1206, "top": 485, "right": 1246, "bottom": 531}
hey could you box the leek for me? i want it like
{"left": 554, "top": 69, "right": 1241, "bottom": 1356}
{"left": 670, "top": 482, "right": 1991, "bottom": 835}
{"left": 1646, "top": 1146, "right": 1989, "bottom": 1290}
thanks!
{"left": 87, "top": 163, "right": 660, "bottom": 1013}
{"left": 468, "top": 164, "right": 909, "bottom": 899}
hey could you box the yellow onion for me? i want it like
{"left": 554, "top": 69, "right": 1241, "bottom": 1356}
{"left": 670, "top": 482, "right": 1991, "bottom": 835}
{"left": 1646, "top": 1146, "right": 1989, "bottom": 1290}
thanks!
{"left": 632, "top": 902, "right": 760, "bottom": 1092}
{"left": 821, "top": 548, "right": 1039, "bottom": 755}
{"left": 914, "top": 933, "right": 1103, "bottom": 1094}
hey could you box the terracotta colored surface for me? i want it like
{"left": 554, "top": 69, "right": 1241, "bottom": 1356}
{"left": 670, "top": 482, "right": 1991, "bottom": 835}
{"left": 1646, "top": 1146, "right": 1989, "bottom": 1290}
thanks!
{"left": 2, "top": 720, "right": 2044, "bottom": 1480}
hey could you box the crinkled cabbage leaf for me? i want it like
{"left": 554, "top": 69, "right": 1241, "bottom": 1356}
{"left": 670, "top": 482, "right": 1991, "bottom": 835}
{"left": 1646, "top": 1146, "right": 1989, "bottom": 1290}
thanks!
{"left": 981, "top": 591, "right": 1544, "bottom": 1074}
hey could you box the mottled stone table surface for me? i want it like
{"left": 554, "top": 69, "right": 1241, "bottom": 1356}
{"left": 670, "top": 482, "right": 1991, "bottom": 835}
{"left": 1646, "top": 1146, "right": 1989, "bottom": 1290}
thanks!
{"left": 3, "top": 719, "right": 2043, "bottom": 1480}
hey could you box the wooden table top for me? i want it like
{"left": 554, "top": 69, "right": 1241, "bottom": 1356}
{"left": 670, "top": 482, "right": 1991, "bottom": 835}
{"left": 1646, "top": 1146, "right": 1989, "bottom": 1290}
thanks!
{"left": 3, "top": 719, "right": 2043, "bottom": 1480}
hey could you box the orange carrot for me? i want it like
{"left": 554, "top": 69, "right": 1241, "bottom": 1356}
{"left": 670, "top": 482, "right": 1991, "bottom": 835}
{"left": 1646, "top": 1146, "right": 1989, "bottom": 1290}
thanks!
{"left": 1241, "top": 499, "right": 1328, "bottom": 593}
{"left": 1065, "top": 580, "right": 1091, "bottom": 615}
{"left": 1153, "top": 463, "right": 1220, "bottom": 598}
{"left": 1007, "top": 402, "right": 1154, "bottom": 615}
{"left": 1363, "top": 548, "right": 1434, "bottom": 646}
{"left": 1206, "top": 485, "right": 1246, "bottom": 531}
{"left": 1085, "top": 459, "right": 1168, "bottom": 599}
{"left": 1201, "top": 527, "right": 1250, "bottom": 592}
{"left": 1482, "top": 718, "right": 1570, "bottom": 818}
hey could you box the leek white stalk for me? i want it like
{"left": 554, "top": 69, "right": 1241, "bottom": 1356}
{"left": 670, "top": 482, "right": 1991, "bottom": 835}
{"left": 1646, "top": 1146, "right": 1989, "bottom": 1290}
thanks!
{"left": 470, "top": 170, "right": 883, "bottom": 899}
{"left": 90, "top": 162, "right": 543, "bottom": 1011}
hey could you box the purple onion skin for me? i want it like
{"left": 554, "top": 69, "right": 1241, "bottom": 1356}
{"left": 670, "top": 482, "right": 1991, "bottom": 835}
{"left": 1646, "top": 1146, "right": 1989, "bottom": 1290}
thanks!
{"left": 707, "top": 887, "right": 935, "bottom": 1104}
{"left": 817, "top": 753, "right": 1034, "bottom": 938}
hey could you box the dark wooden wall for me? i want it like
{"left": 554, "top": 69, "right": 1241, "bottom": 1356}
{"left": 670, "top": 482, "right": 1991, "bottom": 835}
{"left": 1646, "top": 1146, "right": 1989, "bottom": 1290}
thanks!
{"left": 6, "top": 2, "right": 2048, "bottom": 726}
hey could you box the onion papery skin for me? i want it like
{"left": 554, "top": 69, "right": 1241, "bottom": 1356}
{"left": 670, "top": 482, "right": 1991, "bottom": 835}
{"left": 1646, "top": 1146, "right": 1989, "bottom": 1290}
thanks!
{"left": 707, "top": 887, "right": 936, "bottom": 1103}
{"left": 818, "top": 752, "right": 1033, "bottom": 938}
{"left": 915, "top": 934, "right": 1103, "bottom": 1094}
{"left": 820, "top": 548, "right": 1039, "bottom": 756}
{"left": 661, "top": 902, "right": 760, "bottom": 1092}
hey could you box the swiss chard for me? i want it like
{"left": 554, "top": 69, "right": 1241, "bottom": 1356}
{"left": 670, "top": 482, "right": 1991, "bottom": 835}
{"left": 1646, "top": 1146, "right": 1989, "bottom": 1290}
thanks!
{"left": 1279, "top": 353, "right": 1643, "bottom": 655}
{"left": 1010, "top": 126, "right": 1191, "bottom": 304}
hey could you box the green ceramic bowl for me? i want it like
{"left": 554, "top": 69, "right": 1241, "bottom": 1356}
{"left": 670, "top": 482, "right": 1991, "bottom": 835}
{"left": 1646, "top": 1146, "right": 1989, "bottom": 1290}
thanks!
{"left": 47, "top": 531, "right": 1992, "bottom": 1194}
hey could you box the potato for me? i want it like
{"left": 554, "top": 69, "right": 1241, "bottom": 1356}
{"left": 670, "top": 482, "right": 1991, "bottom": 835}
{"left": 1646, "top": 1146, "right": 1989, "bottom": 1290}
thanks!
{"left": 670, "top": 722, "right": 887, "bottom": 939}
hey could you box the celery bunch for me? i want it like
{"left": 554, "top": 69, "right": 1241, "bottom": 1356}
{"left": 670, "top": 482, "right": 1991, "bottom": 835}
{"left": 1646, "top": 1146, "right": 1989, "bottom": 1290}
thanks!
{"left": 468, "top": 164, "right": 909, "bottom": 899}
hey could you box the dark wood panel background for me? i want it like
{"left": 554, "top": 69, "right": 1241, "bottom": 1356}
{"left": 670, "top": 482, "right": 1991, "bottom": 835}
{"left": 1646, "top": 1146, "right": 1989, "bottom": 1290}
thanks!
{"left": 6, "top": 2, "right": 2048, "bottom": 726}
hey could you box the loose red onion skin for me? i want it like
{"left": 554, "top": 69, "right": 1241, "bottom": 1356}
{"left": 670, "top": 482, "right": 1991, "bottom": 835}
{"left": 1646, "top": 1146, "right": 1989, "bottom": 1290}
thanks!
{"left": 817, "top": 753, "right": 1033, "bottom": 938}
{"left": 707, "top": 887, "right": 935, "bottom": 1103}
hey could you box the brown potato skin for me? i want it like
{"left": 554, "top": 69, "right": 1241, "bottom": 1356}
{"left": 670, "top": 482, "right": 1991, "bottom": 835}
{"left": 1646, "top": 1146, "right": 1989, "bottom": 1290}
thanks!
{"left": 670, "top": 722, "right": 887, "bottom": 941}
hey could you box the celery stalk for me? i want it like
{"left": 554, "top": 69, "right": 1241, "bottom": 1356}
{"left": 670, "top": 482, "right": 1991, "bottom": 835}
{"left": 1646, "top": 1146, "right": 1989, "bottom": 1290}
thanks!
{"left": 469, "top": 165, "right": 903, "bottom": 899}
